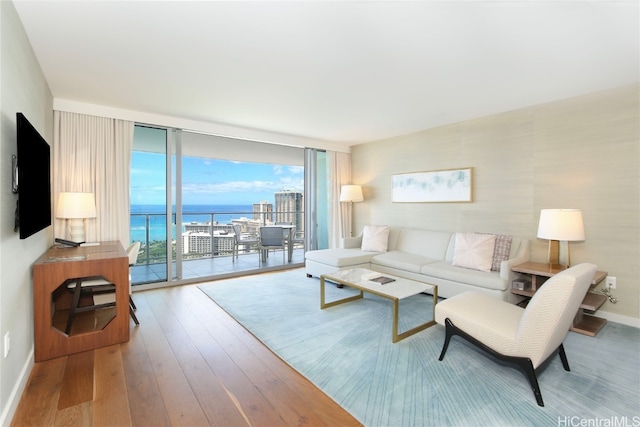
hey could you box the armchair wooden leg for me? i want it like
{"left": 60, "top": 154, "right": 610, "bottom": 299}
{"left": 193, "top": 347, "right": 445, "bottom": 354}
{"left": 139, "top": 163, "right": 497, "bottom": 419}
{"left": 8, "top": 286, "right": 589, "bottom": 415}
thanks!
{"left": 438, "top": 318, "right": 455, "bottom": 361}
{"left": 511, "top": 354, "right": 543, "bottom": 407}
{"left": 65, "top": 279, "right": 83, "bottom": 335}
{"left": 558, "top": 344, "right": 570, "bottom": 371}
{"left": 129, "top": 306, "right": 139, "bottom": 325}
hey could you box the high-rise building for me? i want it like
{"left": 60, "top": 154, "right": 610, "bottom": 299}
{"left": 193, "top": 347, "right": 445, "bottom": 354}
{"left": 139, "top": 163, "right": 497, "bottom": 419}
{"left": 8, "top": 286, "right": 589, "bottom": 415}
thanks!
{"left": 252, "top": 201, "right": 273, "bottom": 224}
{"left": 274, "top": 190, "right": 304, "bottom": 233}
{"left": 184, "top": 221, "right": 213, "bottom": 233}
{"left": 183, "top": 232, "right": 212, "bottom": 254}
{"left": 182, "top": 222, "right": 234, "bottom": 255}
{"left": 231, "top": 217, "right": 262, "bottom": 236}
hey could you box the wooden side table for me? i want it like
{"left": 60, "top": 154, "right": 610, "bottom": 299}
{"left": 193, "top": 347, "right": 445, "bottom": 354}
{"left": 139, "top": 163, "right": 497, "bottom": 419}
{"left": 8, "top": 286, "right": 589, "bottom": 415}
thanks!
{"left": 32, "top": 241, "right": 130, "bottom": 361}
{"left": 511, "top": 262, "right": 608, "bottom": 336}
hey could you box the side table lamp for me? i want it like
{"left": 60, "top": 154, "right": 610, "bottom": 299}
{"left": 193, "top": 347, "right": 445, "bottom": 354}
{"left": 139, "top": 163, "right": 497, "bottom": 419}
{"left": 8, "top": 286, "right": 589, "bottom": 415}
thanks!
{"left": 536, "top": 208, "right": 585, "bottom": 269}
{"left": 56, "top": 192, "right": 97, "bottom": 243}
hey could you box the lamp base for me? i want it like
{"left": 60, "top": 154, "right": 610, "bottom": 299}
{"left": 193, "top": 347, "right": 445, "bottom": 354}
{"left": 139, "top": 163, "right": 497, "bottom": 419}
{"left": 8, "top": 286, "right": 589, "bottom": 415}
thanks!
{"left": 547, "top": 239, "right": 560, "bottom": 267}
{"left": 68, "top": 218, "right": 85, "bottom": 243}
{"left": 547, "top": 240, "right": 571, "bottom": 270}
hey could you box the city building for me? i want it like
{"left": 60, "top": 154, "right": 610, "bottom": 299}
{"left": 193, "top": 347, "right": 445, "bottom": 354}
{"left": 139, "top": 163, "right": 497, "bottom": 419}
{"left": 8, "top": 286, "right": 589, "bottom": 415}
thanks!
{"left": 182, "top": 222, "right": 234, "bottom": 255}
{"left": 253, "top": 201, "right": 273, "bottom": 224}
{"left": 274, "top": 190, "right": 304, "bottom": 233}
{"left": 231, "top": 217, "right": 264, "bottom": 236}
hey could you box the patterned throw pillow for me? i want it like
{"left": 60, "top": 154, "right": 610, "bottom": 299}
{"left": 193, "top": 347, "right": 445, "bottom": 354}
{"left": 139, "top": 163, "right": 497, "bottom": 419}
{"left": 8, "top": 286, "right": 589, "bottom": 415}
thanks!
{"left": 452, "top": 232, "right": 497, "bottom": 272}
{"left": 361, "top": 225, "right": 390, "bottom": 252}
{"left": 491, "top": 234, "right": 513, "bottom": 271}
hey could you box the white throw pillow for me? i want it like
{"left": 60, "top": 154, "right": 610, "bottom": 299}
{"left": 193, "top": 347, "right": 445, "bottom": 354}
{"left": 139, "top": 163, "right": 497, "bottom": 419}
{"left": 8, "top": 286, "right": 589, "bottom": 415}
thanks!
{"left": 361, "top": 225, "right": 390, "bottom": 252}
{"left": 452, "top": 232, "right": 497, "bottom": 272}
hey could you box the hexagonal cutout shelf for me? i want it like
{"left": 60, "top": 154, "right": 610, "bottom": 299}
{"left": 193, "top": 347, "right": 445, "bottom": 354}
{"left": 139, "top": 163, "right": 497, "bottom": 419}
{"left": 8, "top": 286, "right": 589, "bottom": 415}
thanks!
{"left": 51, "top": 276, "right": 117, "bottom": 336}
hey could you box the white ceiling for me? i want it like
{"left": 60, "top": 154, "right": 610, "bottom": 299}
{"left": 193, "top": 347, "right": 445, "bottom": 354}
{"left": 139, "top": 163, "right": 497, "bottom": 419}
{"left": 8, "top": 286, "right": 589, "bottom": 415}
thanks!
{"left": 13, "top": 1, "right": 639, "bottom": 148}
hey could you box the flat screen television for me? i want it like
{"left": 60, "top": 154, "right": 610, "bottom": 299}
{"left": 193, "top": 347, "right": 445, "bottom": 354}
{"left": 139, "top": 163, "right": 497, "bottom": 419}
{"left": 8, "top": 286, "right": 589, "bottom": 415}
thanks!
{"left": 16, "top": 112, "right": 52, "bottom": 239}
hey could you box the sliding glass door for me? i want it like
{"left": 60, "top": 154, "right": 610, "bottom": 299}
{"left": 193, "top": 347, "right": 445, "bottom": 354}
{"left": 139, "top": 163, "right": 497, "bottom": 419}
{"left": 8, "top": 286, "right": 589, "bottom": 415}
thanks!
{"left": 130, "top": 125, "right": 170, "bottom": 284}
{"left": 130, "top": 125, "right": 308, "bottom": 287}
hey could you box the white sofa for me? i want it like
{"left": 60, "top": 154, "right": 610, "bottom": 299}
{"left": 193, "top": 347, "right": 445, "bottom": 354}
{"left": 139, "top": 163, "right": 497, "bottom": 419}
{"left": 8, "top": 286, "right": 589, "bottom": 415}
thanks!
{"left": 305, "top": 227, "right": 530, "bottom": 302}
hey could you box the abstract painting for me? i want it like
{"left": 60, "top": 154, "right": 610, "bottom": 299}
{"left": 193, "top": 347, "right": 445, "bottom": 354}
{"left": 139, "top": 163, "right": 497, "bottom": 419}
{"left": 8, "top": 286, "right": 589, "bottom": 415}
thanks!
{"left": 392, "top": 168, "right": 473, "bottom": 203}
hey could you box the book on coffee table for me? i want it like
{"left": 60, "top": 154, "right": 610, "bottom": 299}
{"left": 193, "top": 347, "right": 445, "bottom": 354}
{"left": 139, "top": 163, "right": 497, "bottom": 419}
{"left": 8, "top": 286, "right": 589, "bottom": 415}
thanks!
{"left": 369, "top": 276, "right": 396, "bottom": 285}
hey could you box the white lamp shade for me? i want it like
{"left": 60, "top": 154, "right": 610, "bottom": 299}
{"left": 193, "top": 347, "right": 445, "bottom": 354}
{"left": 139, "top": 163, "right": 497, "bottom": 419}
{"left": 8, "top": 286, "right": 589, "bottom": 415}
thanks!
{"left": 339, "top": 185, "right": 364, "bottom": 203}
{"left": 537, "top": 209, "right": 585, "bottom": 241}
{"left": 56, "top": 192, "right": 97, "bottom": 219}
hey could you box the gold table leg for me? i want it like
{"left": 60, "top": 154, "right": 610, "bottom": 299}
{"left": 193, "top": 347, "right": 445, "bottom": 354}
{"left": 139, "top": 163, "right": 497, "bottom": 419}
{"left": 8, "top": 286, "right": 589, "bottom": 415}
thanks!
{"left": 320, "top": 275, "right": 363, "bottom": 309}
{"left": 321, "top": 275, "right": 438, "bottom": 343}
{"left": 392, "top": 285, "right": 438, "bottom": 343}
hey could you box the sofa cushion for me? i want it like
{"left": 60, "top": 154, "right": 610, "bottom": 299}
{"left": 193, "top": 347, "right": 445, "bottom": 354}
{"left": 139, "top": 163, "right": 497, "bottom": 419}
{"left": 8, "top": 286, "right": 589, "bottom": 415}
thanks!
{"left": 305, "top": 248, "right": 379, "bottom": 267}
{"left": 371, "top": 251, "right": 440, "bottom": 274}
{"left": 361, "top": 225, "right": 390, "bottom": 252}
{"left": 491, "top": 234, "right": 513, "bottom": 271}
{"left": 396, "top": 228, "right": 452, "bottom": 259}
{"left": 422, "top": 261, "right": 508, "bottom": 291}
{"left": 452, "top": 232, "right": 496, "bottom": 272}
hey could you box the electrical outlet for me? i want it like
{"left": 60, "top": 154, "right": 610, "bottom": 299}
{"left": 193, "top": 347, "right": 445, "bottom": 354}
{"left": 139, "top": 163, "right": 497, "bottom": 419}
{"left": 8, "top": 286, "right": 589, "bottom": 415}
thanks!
{"left": 606, "top": 276, "right": 617, "bottom": 289}
{"left": 3, "top": 332, "right": 10, "bottom": 358}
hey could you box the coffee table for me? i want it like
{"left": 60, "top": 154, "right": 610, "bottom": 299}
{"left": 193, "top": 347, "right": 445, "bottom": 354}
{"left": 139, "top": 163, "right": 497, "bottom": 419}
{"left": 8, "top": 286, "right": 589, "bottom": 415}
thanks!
{"left": 320, "top": 268, "right": 438, "bottom": 343}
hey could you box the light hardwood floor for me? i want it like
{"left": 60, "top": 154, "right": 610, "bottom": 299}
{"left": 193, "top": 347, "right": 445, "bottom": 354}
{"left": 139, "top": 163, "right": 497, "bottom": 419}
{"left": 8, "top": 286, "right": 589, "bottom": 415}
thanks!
{"left": 11, "top": 279, "right": 361, "bottom": 426}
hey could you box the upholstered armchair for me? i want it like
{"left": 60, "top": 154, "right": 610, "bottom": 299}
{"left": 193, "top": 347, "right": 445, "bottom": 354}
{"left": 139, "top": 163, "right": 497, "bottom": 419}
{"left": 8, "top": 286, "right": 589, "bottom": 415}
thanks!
{"left": 435, "top": 263, "right": 598, "bottom": 406}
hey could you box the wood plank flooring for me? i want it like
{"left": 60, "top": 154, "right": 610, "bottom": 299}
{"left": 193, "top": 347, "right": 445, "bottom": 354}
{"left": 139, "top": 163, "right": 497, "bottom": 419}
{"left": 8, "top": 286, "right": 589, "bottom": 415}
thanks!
{"left": 11, "top": 278, "right": 361, "bottom": 427}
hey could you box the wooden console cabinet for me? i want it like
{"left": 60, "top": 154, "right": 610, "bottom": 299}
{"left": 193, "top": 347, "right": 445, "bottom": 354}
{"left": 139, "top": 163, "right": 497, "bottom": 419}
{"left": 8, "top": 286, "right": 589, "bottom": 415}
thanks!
{"left": 33, "top": 241, "right": 130, "bottom": 362}
{"left": 511, "top": 262, "right": 608, "bottom": 337}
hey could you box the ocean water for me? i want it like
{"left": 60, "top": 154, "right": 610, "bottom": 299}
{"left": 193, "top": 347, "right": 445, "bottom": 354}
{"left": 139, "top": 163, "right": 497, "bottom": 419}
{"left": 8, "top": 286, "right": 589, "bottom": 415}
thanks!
{"left": 130, "top": 204, "right": 254, "bottom": 242}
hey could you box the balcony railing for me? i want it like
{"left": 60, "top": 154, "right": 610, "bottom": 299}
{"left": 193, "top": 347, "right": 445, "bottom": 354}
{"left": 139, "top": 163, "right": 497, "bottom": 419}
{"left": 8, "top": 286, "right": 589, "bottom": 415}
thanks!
{"left": 130, "top": 210, "right": 305, "bottom": 266}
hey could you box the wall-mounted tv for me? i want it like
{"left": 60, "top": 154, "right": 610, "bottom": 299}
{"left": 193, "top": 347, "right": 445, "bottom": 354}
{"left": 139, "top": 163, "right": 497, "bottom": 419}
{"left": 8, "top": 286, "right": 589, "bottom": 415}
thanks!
{"left": 16, "top": 112, "right": 52, "bottom": 239}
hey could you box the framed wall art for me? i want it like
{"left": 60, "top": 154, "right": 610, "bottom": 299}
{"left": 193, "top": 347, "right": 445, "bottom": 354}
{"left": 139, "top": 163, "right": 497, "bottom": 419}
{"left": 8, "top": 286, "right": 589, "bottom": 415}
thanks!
{"left": 392, "top": 167, "right": 473, "bottom": 203}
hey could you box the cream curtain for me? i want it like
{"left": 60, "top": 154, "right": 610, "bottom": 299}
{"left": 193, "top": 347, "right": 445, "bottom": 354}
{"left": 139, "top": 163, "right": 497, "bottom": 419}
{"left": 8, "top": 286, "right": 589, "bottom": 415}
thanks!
{"left": 327, "top": 151, "right": 353, "bottom": 248}
{"left": 53, "top": 111, "right": 134, "bottom": 247}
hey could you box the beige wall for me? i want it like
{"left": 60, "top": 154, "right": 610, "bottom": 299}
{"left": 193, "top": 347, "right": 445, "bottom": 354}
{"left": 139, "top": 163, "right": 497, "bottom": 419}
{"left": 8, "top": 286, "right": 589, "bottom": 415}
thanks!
{"left": 351, "top": 84, "right": 639, "bottom": 323}
{"left": 1, "top": 1, "right": 54, "bottom": 423}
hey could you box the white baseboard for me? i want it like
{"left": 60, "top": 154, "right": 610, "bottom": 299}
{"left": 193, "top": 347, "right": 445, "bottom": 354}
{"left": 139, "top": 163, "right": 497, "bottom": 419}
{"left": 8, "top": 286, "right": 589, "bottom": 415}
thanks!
{"left": 0, "top": 348, "right": 34, "bottom": 427}
{"left": 596, "top": 310, "right": 640, "bottom": 329}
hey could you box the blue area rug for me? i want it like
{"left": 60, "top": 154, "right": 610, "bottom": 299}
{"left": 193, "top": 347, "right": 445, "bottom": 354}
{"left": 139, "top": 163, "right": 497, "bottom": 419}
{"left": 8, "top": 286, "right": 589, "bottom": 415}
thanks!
{"left": 199, "top": 269, "right": 640, "bottom": 427}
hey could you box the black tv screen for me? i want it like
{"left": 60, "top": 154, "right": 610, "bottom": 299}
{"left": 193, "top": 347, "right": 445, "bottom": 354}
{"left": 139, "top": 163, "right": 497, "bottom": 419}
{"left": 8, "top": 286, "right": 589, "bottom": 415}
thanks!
{"left": 17, "top": 112, "right": 52, "bottom": 239}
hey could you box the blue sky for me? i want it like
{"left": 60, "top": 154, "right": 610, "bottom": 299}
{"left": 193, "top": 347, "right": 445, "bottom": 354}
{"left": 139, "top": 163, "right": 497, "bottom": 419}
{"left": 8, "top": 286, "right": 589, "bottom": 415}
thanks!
{"left": 131, "top": 152, "right": 304, "bottom": 206}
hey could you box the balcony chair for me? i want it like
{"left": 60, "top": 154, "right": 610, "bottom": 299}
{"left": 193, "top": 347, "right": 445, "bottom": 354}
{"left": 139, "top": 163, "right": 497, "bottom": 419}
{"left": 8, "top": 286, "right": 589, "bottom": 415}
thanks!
{"left": 275, "top": 222, "right": 293, "bottom": 248}
{"left": 259, "top": 226, "right": 286, "bottom": 263}
{"left": 125, "top": 241, "right": 141, "bottom": 322}
{"left": 64, "top": 241, "right": 142, "bottom": 334}
{"left": 292, "top": 230, "right": 304, "bottom": 247}
{"left": 435, "top": 262, "right": 597, "bottom": 407}
{"left": 232, "top": 224, "right": 260, "bottom": 262}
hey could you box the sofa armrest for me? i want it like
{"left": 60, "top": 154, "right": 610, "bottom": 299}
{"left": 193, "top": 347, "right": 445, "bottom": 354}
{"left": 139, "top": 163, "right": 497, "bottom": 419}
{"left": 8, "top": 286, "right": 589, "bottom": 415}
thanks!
{"left": 341, "top": 234, "right": 363, "bottom": 249}
{"left": 499, "top": 239, "right": 530, "bottom": 281}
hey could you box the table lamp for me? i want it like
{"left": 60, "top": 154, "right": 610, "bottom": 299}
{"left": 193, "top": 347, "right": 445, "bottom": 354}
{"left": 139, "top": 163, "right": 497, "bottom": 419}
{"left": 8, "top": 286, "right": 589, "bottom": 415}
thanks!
{"left": 340, "top": 185, "right": 364, "bottom": 237}
{"left": 56, "top": 192, "right": 97, "bottom": 243}
{"left": 536, "top": 208, "right": 585, "bottom": 268}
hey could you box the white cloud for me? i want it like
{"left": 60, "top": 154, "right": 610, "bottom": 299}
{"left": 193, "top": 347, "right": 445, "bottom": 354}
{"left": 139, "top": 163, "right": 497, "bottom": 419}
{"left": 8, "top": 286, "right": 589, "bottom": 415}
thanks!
{"left": 182, "top": 177, "right": 303, "bottom": 195}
